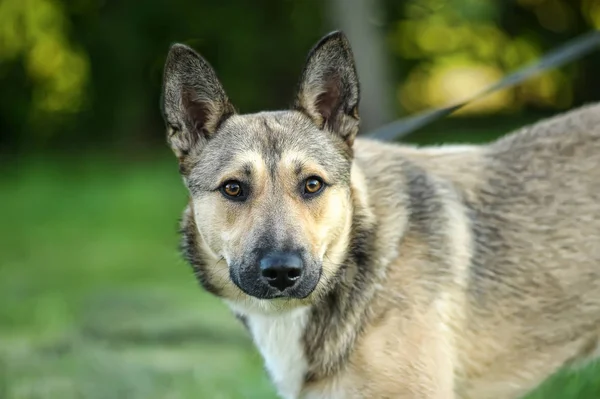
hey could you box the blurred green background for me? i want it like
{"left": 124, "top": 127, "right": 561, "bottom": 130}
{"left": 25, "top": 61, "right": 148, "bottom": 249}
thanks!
{"left": 2, "top": 0, "right": 600, "bottom": 398}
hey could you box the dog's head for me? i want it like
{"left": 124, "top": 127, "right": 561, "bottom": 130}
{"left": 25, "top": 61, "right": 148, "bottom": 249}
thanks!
{"left": 161, "top": 32, "right": 361, "bottom": 312}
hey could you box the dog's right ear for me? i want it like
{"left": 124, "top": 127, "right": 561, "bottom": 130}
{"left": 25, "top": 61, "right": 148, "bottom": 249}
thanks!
{"left": 161, "top": 43, "right": 235, "bottom": 161}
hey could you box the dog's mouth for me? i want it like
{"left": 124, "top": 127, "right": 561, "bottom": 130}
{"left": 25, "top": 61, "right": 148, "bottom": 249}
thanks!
{"left": 231, "top": 275, "right": 319, "bottom": 300}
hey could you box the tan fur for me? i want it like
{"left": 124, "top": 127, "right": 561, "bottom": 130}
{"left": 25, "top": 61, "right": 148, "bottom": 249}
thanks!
{"left": 300, "top": 102, "right": 600, "bottom": 399}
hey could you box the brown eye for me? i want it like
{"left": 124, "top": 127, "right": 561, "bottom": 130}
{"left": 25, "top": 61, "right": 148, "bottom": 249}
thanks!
{"left": 303, "top": 177, "right": 324, "bottom": 196}
{"left": 224, "top": 182, "right": 240, "bottom": 196}
{"left": 220, "top": 180, "right": 246, "bottom": 201}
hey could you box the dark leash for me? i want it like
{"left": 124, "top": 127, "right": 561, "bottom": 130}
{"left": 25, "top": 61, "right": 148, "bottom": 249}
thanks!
{"left": 364, "top": 30, "right": 600, "bottom": 142}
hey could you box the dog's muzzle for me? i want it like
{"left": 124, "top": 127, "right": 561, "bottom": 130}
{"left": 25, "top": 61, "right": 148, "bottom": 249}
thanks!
{"left": 231, "top": 251, "right": 319, "bottom": 299}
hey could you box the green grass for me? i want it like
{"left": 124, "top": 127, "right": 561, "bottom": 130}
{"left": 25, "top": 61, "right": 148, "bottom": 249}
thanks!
{"left": 1, "top": 144, "right": 599, "bottom": 398}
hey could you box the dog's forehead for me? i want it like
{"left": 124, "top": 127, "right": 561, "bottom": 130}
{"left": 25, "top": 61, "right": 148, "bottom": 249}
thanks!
{"left": 219, "top": 111, "right": 323, "bottom": 154}
{"left": 194, "top": 111, "right": 351, "bottom": 180}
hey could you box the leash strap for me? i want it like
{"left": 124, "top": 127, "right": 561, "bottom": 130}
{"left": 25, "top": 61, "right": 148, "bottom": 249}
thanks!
{"left": 365, "top": 30, "right": 600, "bottom": 142}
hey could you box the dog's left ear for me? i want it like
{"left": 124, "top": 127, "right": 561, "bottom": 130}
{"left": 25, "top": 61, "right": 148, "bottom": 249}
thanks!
{"left": 294, "top": 31, "right": 360, "bottom": 146}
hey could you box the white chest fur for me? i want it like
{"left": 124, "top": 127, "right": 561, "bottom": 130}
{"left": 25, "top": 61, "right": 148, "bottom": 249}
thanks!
{"left": 245, "top": 307, "right": 310, "bottom": 399}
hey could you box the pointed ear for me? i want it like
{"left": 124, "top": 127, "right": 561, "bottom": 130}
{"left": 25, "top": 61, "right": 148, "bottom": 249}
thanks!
{"left": 294, "top": 31, "right": 360, "bottom": 146}
{"left": 161, "top": 43, "right": 235, "bottom": 160}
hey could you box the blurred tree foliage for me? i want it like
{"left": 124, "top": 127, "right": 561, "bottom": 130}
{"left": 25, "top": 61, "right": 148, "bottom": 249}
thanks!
{"left": 1, "top": 0, "right": 599, "bottom": 154}
{"left": 385, "top": 0, "right": 600, "bottom": 115}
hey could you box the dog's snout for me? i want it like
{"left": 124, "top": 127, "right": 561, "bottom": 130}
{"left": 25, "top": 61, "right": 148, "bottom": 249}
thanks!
{"left": 232, "top": 248, "right": 318, "bottom": 299}
{"left": 259, "top": 252, "right": 303, "bottom": 291}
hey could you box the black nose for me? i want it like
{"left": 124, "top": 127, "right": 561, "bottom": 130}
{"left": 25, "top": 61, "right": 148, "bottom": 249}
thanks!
{"left": 259, "top": 252, "right": 303, "bottom": 291}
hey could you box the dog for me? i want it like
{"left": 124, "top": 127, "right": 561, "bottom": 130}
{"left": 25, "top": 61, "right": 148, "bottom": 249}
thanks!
{"left": 160, "top": 30, "right": 600, "bottom": 399}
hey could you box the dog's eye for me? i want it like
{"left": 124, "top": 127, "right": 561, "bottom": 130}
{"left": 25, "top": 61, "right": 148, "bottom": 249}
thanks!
{"left": 221, "top": 180, "right": 246, "bottom": 200}
{"left": 303, "top": 177, "right": 324, "bottom": 196}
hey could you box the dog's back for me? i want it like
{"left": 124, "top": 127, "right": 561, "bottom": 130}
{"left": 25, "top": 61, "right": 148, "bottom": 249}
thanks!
{"left": 352, "top": 103, "right": 600, "bottom": 398}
